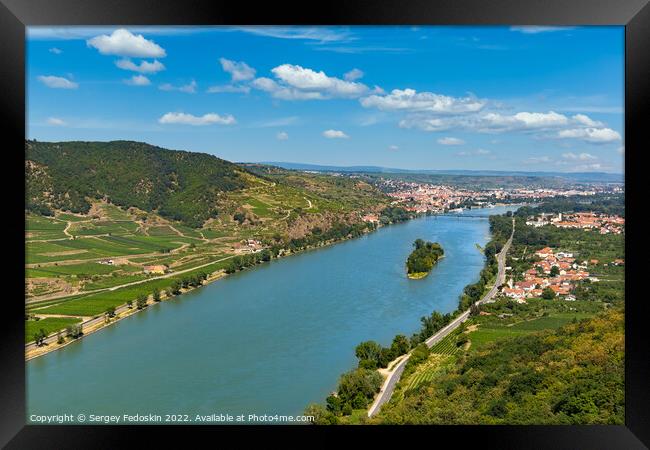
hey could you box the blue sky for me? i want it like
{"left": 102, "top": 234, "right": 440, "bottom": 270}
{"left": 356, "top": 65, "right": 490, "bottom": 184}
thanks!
{"left": 27, "top": 26, "right": 624, "bottom": 173}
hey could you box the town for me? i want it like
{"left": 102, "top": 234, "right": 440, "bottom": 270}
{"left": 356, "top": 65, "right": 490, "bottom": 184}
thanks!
{"left": 364, "top": 178, "right": 622, "bottom": 216}
{"left": 525, "top": 211, "right": 624, "bottom": 234}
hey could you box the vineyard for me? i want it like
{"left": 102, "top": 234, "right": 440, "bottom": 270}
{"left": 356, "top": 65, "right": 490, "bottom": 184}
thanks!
{"left": 429, "top": 330, "right": 463, "bottom": 356}
{"left": 401, "top": 354, "right": 454, "bottom": 394}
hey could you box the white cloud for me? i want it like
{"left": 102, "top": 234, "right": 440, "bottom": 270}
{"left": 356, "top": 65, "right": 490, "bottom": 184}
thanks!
{"left": 562, "top": 152, "right": 597, "bottom": 161}
{"left": 206, "top": 84, "right": 250, "bottom": 94}
{"left": 158, "top": 112, "right": 236, "bottom": 126}
{"left": 344, "top": 68, "right": 364, "bottom": 81}
{"left": 617, "top": 146, "right": 625, "bottom": 155}
{"left": 38, "top": 75, "right": 78, "bottom": 89}
{"left": 219, "top": 58, "right": 256, "bottom": 82}
{"left": 178, "top": 80, "right": 197, "bottom": 93}
{"left": 252, "top": 77, "right": 324, "bottom": 100}
{"left": 479, "top": 111, "right": 569, "bottom": 130}
{"left": 87, "top": 29, "right": 166, "bottom": 58}
{"left": 273, "top": 64, "right": 368, "bottom": 97}
{"left": 510, "top": 26, "right": 575, "bottom": 34}
{"left": 251, "top": 64, "right": 369, "bottom": 100}
{"left": 557, "top": 127, "right": 621, "bottom": 143}
{"left": 276, "top": 131, "right": 289, "bottom": 140}
{"left": 360, "top": 88, "right": 486, "bottom": 114}
{"left": 437, "top": 137, "right": 465, "bottom": 145}
{"left": 124, "top": 75, "right": 151, "bottom": 86}
{"left": 398, "top": 110, "right": 612, "bottom": 144}
{"left": 572, "top": 114, "right": 603, "bottom": 127}
{"left": 322, "top": 129, "right": 349, "bottom": 139}
{"left": 399, "top": 116, "right": 451, "bottom": 132}
{"left": 116, "top": 58, "right": 165, "bottom": 73}
{"left": 159, "top": 80, "right": 197, "bottom": 93}
{"left": 234, "top": 26, "right": 353, "bottom": 43}
{"left": 46, "top": 117, "right": 66, "bottom": 126}
{"left": 571, "top": 163, "right": 605, "bottom": 172}
{"left": 388, "top": 145, "right": 399, "bottom": 151}
{"left": 49, "top": 47, "right": 62, "bottom": 54}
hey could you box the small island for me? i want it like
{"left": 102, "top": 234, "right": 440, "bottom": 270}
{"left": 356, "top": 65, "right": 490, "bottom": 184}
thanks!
{"left": 406, "top": 239, "right": 444, "bottom": 279}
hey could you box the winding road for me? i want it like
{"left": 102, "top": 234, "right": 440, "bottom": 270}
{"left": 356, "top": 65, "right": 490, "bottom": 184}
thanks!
{"left": 367, "top": 218, "right": 515, "bottom": 417}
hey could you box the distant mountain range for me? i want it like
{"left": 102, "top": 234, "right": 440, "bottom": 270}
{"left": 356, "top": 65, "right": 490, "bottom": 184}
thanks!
{"left": 258, "top": 162, "right": 624, "bottom": 183}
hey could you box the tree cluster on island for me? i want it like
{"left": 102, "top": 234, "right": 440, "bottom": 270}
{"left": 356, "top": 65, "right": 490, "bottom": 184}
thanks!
{"left": 406, "top": 239, "right": 444, "bottom": 279}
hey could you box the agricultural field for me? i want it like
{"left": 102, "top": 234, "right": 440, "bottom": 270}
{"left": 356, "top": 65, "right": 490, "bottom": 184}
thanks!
{"left": 25, "top": 216, "right": 68, "bottom": 241}
{"left": 29, "top": 257, "right": 234, "bottom": 317}
{"left": 402, "top": 354, "right": 454, "bottom": 393}
{"left": 429, "top": 330, "right": 463, "bottom": 356}
{"left": 466, "top": 300, "right": 604, "bottom": 351}
{"left": 26, "top": 317, "right": 82, "bottom": 343}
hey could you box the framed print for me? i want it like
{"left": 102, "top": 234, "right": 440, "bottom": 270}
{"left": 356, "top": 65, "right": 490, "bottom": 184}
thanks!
{"left": 1, "top": 0, "right": 648, "bottom": 447}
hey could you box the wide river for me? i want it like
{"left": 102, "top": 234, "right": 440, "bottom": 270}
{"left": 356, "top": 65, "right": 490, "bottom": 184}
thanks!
{"left": 27, "top": 205, "right": 517, "bottom": 423}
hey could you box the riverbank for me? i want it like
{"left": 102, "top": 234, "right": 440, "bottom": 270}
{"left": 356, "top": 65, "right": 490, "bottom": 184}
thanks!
{"left": 366, "top": 217, "right": 515, "bottom": 418}
{"left": 26, "top": 217, "right": 400, "bottom": 360}
{"left": 304, "top": 211, "right": 517, "bottom": 423}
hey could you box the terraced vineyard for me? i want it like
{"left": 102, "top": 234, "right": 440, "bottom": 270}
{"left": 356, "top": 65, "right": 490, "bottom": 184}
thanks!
{"left": 429, "top": 330, "right": 463, "bottom": 356}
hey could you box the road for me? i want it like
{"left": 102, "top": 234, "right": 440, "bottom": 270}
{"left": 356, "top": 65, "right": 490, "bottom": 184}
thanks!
{"left": 368, "top": 218, "right": 514, "bottom": 417}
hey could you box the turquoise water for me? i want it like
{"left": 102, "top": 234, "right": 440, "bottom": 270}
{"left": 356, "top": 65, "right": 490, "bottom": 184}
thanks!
{"left": 27, "top": 206, "right": 516, "bottom": 423}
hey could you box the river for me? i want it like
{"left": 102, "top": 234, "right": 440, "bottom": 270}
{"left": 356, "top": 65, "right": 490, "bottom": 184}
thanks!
{"left": 27, "top": 205, "right": 518, "bottom": 423}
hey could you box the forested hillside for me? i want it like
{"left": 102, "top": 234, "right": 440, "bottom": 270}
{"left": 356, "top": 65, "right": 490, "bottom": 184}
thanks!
{"left": 26, "top": 140, "right": 252, "bottom": 227}
{"left": 374, "top": 308, "right": 624, "bottom": 424}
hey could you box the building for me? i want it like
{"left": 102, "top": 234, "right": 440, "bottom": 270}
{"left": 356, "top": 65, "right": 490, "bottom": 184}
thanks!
{"left": 144, "top": 264, "right": 168, "bottom": 275}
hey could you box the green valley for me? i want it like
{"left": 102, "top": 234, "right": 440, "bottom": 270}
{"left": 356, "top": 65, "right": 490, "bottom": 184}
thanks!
{"left": 25, "top": 139, "right": 394, "bottom": 353}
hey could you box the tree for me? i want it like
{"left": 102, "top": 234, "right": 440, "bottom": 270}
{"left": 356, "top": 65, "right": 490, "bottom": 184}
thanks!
{"left": 33, "top": 328, "right": 47, "bottom": 347}
{"left": 105, "top": 306, "right": 116, "bottom": 318}
{"left": 326, "top": 394, "right": 342, "bottom": 415}
{"left": 152, "top": 287, "right": 161, "bottom": 302}
{"left": 136, "top": 294, "right": 148, "bottom": 309}
{"left": 304, "top": 403, "right": 338, "bottom": 425}
{"left": 171, "top": 280, "right": 182, "bottom": 295}
{"left": 66, "top": 324, "right": 83, "bottom": 339}
{"left": 550, "top": 266, "right": 560, "bottom": 277}
{"left": 337, "top": 368, "right": 383, "bottom": 408}
{"left": 390, "top": 335, "right": 411, "bottom": 357}
{"left": 126, "top": 299, "right": 133, "bottom": 308}
{"left": 56, "top": 331, "right": 64, "bottom": 345}
{"left": 542, "top": 287, "right": 556, "bottom": 300}
{"left": 355, "top": 341, "right": 382, "bottom": 366}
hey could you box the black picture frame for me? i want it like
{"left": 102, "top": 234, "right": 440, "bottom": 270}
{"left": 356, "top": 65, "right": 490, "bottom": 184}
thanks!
{"left": 2, "top": 0, "right": 648, "bottom": 447}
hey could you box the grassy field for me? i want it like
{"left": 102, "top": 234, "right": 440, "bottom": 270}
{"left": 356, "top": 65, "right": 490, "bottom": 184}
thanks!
{"left": 26, "top": 317, "right": 82, "bottom": 343}
{"left": 467, "top": 308, "right": 600, "bottom": 351}
{"left": 25, "top": 216, "right": 68, "bottom": 241}
{"left": 33, "top": 258, "right": 233, "bottom": 316}
{"left": 26, "top": 262, "right": 119, "bottom": 278}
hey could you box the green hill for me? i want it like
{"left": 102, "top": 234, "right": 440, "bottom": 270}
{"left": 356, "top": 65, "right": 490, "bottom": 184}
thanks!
{"left": 373, "top": 308, "right": 624, "bottom": 425}
{"left": 26, "top": 140, "right": 254, "bottom": 227}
